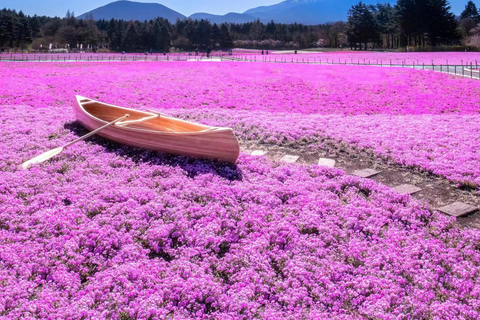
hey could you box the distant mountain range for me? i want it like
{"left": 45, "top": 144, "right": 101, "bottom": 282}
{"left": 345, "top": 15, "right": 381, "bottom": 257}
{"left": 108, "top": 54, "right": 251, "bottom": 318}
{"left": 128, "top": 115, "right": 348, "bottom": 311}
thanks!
{"left": 78, "top": 0, "right": 462, "bottom": 25}
{"left": 189, "top": 12, "right": 257, "bottom": 25}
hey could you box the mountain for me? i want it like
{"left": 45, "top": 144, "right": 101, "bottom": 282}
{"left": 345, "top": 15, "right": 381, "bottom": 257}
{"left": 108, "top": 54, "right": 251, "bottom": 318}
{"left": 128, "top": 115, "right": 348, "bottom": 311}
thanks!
{"left": 189, "top": 12, "right": 257, "bottom": 24}
{"left": 77, "top": 1, "right": 185, "bottom": 23}
{"left": 244, "top": 0, "right": 397, "bottom": 24}
{"left": 78, "top": 0, "right": 464, "bottom": 25}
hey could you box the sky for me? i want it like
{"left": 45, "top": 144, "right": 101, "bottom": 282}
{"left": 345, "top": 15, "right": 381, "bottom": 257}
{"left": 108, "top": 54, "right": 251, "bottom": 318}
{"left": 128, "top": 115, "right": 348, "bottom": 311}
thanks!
{"left": 1, "top": 0, "right": 283, "bottom": 17}
{"left": 1, "top": 0, "right": 468, "bottom": 17}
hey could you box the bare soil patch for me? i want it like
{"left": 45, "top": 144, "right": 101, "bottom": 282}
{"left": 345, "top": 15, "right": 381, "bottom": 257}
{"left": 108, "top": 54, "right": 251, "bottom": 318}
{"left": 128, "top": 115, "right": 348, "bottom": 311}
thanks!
{"left": 241, "top": 138, "right": 480, "bottom": 229}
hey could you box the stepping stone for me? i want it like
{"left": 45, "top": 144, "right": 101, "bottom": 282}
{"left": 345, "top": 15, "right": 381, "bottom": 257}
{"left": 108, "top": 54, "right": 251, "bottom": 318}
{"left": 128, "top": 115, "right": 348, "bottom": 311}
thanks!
{"left": 393, "top": 184, "right": 422, "bottom": 195}
{"left": 281, "top": 155, "right": 299, "bottom": 163}
{"left": 438, "top": 202, "right": 478, "bottom": 217}
{"left": 251, "top": 150, "right": 268, "bottom": 156}
{"left": 318, "top": 158, "right": 336, "bottom": 168}
{"left": 352, "top": 169, "right": 381, "bottom": 178}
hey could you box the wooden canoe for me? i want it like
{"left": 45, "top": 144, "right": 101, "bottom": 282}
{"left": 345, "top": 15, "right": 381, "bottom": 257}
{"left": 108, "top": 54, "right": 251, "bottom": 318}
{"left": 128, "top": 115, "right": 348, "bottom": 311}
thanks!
{"left": 73, "top": 95, "right": 240, "bottom": 163}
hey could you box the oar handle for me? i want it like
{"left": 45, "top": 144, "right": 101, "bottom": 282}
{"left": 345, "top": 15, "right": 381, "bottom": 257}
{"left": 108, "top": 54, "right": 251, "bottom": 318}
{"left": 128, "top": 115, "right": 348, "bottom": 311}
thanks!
{"left": 64, "top": 114, "right": 129, "bottom": 149}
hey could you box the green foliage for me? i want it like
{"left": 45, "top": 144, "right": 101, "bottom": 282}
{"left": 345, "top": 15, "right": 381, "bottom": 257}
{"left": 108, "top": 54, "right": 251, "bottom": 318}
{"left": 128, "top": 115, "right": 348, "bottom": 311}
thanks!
{"left": 346, "top": 2, "right": 381, "bottom": 49}
{"left": 396, "top": 0, "right": 459, "bottom": 47}
{"left": 461, "top": 1, "right": 479, "bottom": 22}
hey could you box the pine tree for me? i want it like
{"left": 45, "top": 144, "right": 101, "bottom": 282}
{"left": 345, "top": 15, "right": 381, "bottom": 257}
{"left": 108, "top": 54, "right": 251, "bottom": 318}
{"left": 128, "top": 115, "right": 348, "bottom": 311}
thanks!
{"left": 396, "top": 0, "right": 459, "bottom": 47}
{"left": 375, "top": 4, "right": 397, "bottom": 49}
{"left": 461, "top": 1, "right": 479, "bottom": 22}
{"left": 427, "top": 0, "right": 458, "bottom": 46}
{"left": 219, "top": 24, "right": 233, "bottom": 49}
{"left": 158, "top": 23, "right": 172, "bottom": 51}
{"left": 122, "top": 21, "right": 140, "bottom": 51}
{"left": 346, "top": 2, "right": 380, "bottom": 50}
{"left": 211, "top": 24, "right": 221, "bottom": 48}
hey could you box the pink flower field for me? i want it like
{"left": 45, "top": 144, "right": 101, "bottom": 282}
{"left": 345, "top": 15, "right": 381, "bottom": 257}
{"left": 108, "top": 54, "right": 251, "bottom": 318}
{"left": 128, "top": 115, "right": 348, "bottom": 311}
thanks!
{"left": 1, "top": 60, "right": 480, "bottom": 319}
{"left": 238, "top": 50, "right": 480, "bottom": 66}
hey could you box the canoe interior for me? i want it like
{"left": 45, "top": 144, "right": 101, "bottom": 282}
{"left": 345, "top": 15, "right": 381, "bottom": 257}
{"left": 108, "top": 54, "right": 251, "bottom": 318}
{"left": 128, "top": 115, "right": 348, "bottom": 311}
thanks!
{"left": 80, "top": 99, "right": 211, "bottom": 133}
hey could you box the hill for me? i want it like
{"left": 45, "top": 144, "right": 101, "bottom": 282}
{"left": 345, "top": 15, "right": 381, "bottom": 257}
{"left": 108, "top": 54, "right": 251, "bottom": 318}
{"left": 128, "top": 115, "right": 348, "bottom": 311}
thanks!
{"left": 77, "top": 0, "right": 185, "bottom": 23}
{"left": 245, "top": 0, "right": 397, "bottom": 24}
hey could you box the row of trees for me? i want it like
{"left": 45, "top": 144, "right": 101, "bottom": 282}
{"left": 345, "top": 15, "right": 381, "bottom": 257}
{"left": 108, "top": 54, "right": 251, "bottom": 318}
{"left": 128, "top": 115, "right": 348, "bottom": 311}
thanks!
{"left": 0, "top": 8, "right": 348, "bottom": 51}
{"left": 347, "top": 0, "right": 480, "bottom": 49}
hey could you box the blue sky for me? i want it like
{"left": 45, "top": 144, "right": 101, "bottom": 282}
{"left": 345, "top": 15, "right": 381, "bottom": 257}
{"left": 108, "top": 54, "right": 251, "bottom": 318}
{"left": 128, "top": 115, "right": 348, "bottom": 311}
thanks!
{"left": 1, "top": 0, "right": 468, "bottom": 17}
{"left": 1, "top": 0, "right": 282, "bottom": 17}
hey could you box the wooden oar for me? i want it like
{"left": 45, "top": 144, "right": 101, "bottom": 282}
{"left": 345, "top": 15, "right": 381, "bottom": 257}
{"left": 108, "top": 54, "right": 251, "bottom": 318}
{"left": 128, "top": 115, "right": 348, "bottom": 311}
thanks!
{"left": 20, "top": 114, "right": 129, "bottom": 169}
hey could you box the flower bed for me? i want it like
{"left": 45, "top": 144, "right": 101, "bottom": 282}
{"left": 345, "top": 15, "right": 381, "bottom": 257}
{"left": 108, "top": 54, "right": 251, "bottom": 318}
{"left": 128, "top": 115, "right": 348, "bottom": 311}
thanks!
{"left": 237, "top": 51, "right": 480, "bottom": 66}
{"left": 2, "top": 61, "right": 480, "bottom": 188}
{"left": 1, "top": 105, "right": 480, "bottom": 318}
{"left": 1, "top": 61, "right": 480, "bottom": 318}
{"left": 2, "top": 62, "right": 480, "bottom": 115}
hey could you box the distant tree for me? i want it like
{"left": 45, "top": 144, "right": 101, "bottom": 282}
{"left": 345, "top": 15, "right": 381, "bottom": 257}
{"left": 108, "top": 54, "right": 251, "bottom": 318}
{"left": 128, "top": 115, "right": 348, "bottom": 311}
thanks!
{"left": 211, "top": 23, "right": 221, "bottom": 48}
{"left": 396, "top": 0, "right": 459, "bottom": 47}
{"left": 17, "top": 11, "right": 32, "bottom": 48}
{"left": 347, "top": 2, "right": 380, "bottom": 50}
{"left": 265, "top": 21, "right": 277, "bottom": 39}
{"left": 249, "top": 19, "right": 263, "bottom": 41}
{"left": 157, "top": 22, "right": 172, "bottom": 51}
{"left": 461, "top": 1, "right": 479, "bottom": 22}
{"left": 29, "top": 15, "right": 42, "bottom": 39}
{"left": 194, "top": 19, "right": 211, "bottom": 49}
{"left": 375, "top": 3, "right": 397, "bottom": 49}
{"left": 42, "top": 18, "right": 62, "bottom": 37}
{"left": 427, "top": 0, "right": 458, "bottom": 46}
{"left": 219, "top": 24, "right": 233, "bottom": 49}
{"left": 57, "top": 25, "right": 76, "bottom": 47}
{"left": 123, "top": 21, "right": 140, "bottom": 51}
{"left": 106, "top": 19, "right": 122, "bottom": 50}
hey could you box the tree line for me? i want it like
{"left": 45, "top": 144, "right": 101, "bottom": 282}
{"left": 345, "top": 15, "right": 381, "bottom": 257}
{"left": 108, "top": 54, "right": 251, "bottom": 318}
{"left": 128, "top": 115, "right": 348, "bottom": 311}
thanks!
{"left": 0, "top": 8, "right": 347, "bottom": 52}
{"left": 1, "top": 0, "right": 479, "bottom": 52}
{"left": 346, "top": 0, "right": 480, "bottom": 49}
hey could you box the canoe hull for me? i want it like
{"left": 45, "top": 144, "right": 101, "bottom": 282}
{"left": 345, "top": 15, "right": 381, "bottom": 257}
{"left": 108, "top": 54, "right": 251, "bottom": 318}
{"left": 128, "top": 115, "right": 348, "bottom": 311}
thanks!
{"left": 73, "top": 97, "right": 240, "bottom": 163}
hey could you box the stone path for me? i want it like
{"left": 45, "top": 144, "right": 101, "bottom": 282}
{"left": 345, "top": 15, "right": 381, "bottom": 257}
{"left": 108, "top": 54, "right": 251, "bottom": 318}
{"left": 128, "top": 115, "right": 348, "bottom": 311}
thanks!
{"left": 242, "top": 144, "right": 479, "bottom": 224}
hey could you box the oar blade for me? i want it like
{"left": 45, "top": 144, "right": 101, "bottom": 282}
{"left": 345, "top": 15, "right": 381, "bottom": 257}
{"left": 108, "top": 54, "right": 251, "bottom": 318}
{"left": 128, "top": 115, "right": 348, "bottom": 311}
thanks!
{"left": 20, "top": 147, "right": 65, "bottom": 169}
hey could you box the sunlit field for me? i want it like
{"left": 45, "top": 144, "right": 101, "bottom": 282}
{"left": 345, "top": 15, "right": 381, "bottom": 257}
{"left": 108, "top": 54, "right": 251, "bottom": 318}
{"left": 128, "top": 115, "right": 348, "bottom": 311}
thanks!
{"left": 1, "top": 57, "right": 480, "bottom": 319}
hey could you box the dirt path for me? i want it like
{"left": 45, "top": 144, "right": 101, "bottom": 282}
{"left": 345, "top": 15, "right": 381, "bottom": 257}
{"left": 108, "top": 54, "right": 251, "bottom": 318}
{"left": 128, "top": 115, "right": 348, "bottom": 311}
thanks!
{"left": 241, "top": 139, "right": 480, "bottom": 229}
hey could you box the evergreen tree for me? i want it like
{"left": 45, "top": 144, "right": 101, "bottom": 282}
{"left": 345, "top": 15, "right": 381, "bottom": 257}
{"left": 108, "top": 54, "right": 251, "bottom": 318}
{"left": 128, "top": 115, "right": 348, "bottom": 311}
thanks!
{"left": 122, "top": 21, "right": 140, "bottom": 51}
{"left": 461, "top": 1, "right": 479, "bottom": 22}
{"left": 211, "top": 23, "right": 221, "bottom": 48}
{"left": 375, "top": 4, "right": 397, "bottom": 49}
{"left": 427, "top": 0, "right": 458, "bottom": 46}
{"left": 158, "top": 23, "right": 172, "bottom": 51}
{"left": 346, "top": 2, "right": 380, "bottom": 50}
{"left": 219, "top": 24, "right": 233, "bottom": 49}
{"left": 194, "top": 19, "right": 212, "bottom": 49}
{"left": 396, "top": 0, "right": 459, "bottom": 47}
